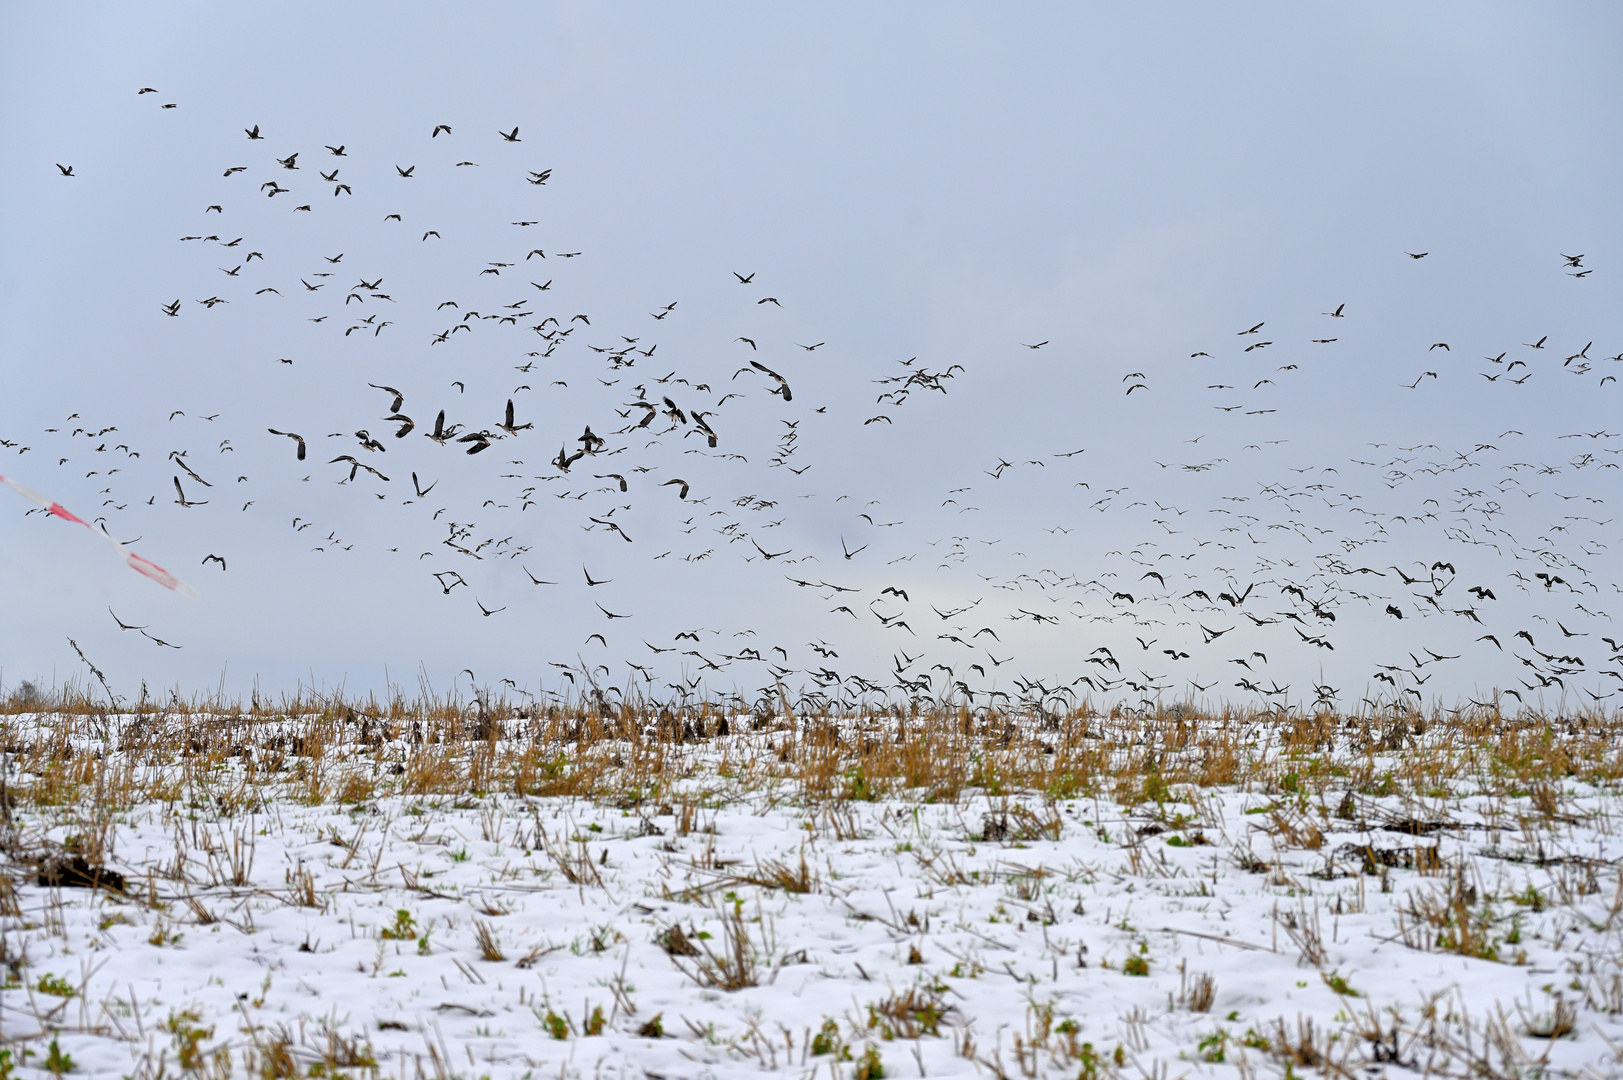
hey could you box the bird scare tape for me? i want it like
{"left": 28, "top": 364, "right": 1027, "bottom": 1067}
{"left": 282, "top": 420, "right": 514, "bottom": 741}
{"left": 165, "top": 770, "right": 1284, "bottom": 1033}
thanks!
{"left": 1, "top": 474, "right": 197, "bottom": 599}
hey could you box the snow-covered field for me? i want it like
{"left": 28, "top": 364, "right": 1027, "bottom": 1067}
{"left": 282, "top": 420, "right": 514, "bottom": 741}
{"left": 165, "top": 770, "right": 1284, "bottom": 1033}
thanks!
{"left": 2, "top": 705, "right": 1622, "bottom": 1079}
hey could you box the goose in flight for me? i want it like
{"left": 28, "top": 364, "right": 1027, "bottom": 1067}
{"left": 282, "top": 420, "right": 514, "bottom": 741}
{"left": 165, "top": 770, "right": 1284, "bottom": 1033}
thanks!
{"left": 425, "top": 410, "right": 462, "bottom": 445}
{"left": 368, "top": 383, "right": 404, "bottom": 412}
{"left": 329, "top": 455, "right": 389, "bottom": 482}
{"left": 735, "top": 359, "right": 791, "bottom": 401}
{"left": 267, "top": 429, "right": 306, "bottom": 460}
{"left": 172, "top": 476, "right": 207, "bottom": 507}
{"left": 497, "top": 399, "right": 532, "bottom": 435}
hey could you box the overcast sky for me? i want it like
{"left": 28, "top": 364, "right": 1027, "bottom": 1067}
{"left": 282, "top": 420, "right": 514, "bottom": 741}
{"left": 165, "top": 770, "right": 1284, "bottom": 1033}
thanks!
{"left": 2, "top": 3, "right": 1620, "bottom": 711}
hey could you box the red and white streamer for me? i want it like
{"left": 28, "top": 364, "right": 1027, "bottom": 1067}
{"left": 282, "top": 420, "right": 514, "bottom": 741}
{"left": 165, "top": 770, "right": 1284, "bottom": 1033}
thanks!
{"left": 0, "top": 474, "right": 197, "bottom": 599}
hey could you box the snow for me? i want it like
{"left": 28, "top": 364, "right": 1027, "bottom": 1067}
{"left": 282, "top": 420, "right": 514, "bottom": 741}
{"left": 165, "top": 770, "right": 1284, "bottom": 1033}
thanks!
{"left": 1, "top": 710, "right": 1621, "bottom": 1079}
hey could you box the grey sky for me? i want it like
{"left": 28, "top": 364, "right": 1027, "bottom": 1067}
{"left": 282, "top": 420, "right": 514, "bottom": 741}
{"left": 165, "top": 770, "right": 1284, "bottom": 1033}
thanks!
{"left": 2, "top": 4, "right": 1620, "bottom": 709}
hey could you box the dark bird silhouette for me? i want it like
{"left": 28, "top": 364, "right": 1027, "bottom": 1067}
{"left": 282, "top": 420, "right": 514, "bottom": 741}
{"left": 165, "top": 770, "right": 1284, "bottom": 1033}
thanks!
{"left": 736, "top": 359, "right": 791, "bottom": 401}
{"left": 267, "top": 429, "right": 307, "bottom": 460}
{"left": 368, "top": 383, "right": 404, "bottom": 412}
{"left": 497, "top": 399, "right": 532, "bottom": 435}
{"left": 751, "top": 538, "right": 790, "bottom": 560}
{"left": 108, "top": 608, "right": 147, "bottom": 632}
{"left": 172, "top": 476, "right": 207, "bottom": 507}
{"left": 329, "top": 455, "right": 389, "bottom": 482}
{"left": 425, "top": 410, "right": 461, "bottom": 446}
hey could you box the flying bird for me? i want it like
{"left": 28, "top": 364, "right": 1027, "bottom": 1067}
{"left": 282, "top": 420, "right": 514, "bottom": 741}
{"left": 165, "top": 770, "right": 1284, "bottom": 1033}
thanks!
{"left": 267, "top": 429, "right": 307, "bottom": 460}
{"left": 736, "top": 359, "right": 791, "bottom": 401}
{"left": 172, "top": 476, "right": 207, "bottom": 508}
{"left": 497, "top": 399, "right": 532, "bottom": 435}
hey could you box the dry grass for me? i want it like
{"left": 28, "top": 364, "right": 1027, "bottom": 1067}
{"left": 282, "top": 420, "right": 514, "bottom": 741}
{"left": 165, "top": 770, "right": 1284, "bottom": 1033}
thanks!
{"left": 472, "top": 918, "right": 505, "bottom": 962}
{"left": 4, "top": 681, "right": 1620, "bottom": 823}
{"left": 664, "top": 895, "right": 774, "bottom": 991}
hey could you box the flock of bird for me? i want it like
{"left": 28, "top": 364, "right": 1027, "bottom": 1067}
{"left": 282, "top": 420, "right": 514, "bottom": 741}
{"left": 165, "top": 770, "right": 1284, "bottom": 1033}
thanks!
{"left": 17, "top": 92, "right": 1622, "bottom": 715}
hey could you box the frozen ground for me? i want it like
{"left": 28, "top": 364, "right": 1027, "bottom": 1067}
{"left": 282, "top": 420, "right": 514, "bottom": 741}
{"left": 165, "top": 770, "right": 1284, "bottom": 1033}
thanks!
{"left": 1, "top": 707, "right": 1622, "bottom": 1079}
